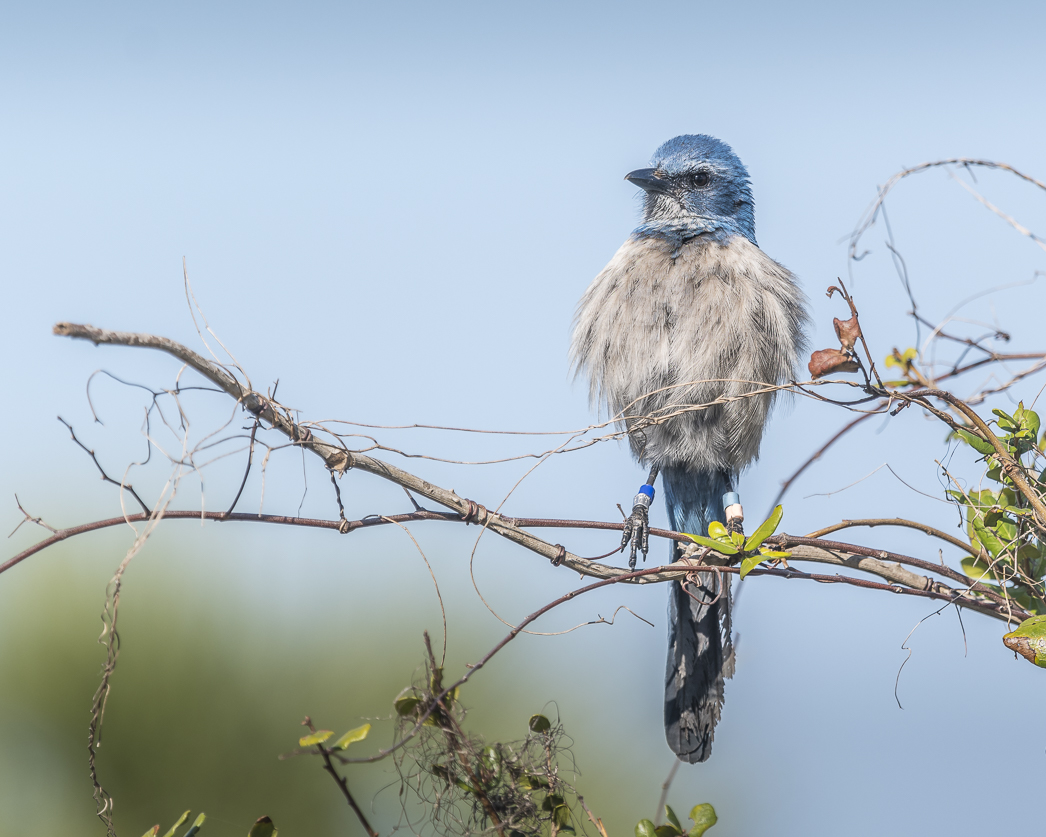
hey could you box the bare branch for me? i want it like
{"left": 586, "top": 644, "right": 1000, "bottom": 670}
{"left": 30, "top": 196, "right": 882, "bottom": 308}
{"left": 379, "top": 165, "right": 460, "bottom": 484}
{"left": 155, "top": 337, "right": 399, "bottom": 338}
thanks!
{"left": 58, "top": 417, "right": 151, "bottom": 514}
{"left": 804, "top": 518, "right": 978, "bottom": 557}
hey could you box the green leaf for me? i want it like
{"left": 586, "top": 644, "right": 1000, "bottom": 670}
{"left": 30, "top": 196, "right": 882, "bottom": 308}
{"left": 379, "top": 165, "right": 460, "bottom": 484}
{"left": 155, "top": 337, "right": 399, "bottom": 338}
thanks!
{"left": 183, "top": 813, "right": 206, "bottom": 837}
{"left": 554, "top": 803, "right": 573, "bottom": 830}
{"left": 970, "top": 517, "right": 1005, "bottom": 558}
{"left": 758, "top": 549, "right": 792, "bottom": 559}
{"left": 995, "top": 516, "right": 1018, "bottom": 544}
{"left": 162, "top": 812, "right": 191, "bottom": 837}
{"left": 688, "top": 804, "right": 718, "bottom": 837}
{"left": 973, "top": 489, "right": 996, "bottom": 506}
{"left": 431, "top": 763, "right": 452, "bottom": 783}
{"left": 739, "top": 552, "right": 770, "bottom": 579}
{"left": 1007, "top": 586, "right": 1037, "bottom": 611}
{"left": 884, "top": 348, "right": 917, "bottom": 369}
{"left": 298, "top": 730, "right": 333, "bottom": 747}
{"left": 685, "top": 534, "right": 739, "bottom": 555}
{"left": 655, "top": 826, "right": 681, "bottom": 837}
{"left": 744, "top": 505, "right": 784, "bottom": 551}
{"left": 665, "top": 805, "right": 683, "bottom": 833}
{"left": 141, "top": 828, "right": 159, "bottom": 837}
{"left": 247, "top": 816, "right": 277, "bottom": 837}
{"left": 956, "top": 428, "right": 994, "bottom": 456}
{"left": 394, "top": 690, "right": 439, "bottom": 726}
{"left": 1016, "top": 402, "right": 1040, "bottom": 437}
{"left": 1019, "top": 542, "right": 1046, "bottom": 580}
{"left": 993, "top": 408, "right": 1016, "bottom": 429}
{"left": 333, "top": 723, "right": 371, "bottom": 751}
{"left": 636, "top": 819, "right": 658, "bottom": 837}
{"left": 481, "top": 746, "right": 502, "bottom": 781}
{"left": 707, "top": 521, "right": 729, "bottom": 539}
{"left": 960, "top": 557, "right": 996, "bottom": 584}
{"left": 1003, "top": 614, "right": 1046, "bottom": 667}
{"left": 455, "top": 778, "right": 477, "bottom": 794}
{"left": 394, "top": 692, "right": 421, "bottom": 716}
{"left": 529, "top": 714, "right": 552, "bottom": 733}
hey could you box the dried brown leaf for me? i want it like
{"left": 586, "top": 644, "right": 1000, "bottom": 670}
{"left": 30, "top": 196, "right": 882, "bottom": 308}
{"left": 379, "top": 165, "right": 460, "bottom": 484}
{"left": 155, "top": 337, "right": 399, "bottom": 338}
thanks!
{"left": 808, "top": 348, "right": 860, "bottom": 379}
{"left": 833, "top": 316, "right": 862, "bottom": 351}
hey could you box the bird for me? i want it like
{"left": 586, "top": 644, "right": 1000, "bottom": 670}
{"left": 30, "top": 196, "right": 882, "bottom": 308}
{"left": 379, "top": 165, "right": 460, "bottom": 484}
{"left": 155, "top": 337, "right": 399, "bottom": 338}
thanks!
{"left": 570, "top": 135, "right": 808, "bottom": 763}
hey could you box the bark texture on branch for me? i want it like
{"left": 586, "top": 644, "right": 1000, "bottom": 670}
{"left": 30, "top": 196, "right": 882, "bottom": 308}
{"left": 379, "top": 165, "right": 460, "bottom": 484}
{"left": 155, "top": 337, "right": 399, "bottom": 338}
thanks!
{"left": 50, "top": 321, "right": 1027, "bottom": 623}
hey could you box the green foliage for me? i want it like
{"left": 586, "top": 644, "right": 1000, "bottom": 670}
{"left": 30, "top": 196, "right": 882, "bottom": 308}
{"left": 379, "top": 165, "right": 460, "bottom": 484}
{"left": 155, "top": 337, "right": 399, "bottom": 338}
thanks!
{"left": 183, "top": 813, "right": 206, "bottom": 837}
{"left": 364, "top": 654, "right": 723, "bottom": 837}
{"left": 247, "top": 817, "right": 278, "bottom": 837}
{"left": 333, "top": 723, "right": 371, "bottom": 751}
{"left": 145, "top": 812, "right": 275, "bottom": 837}
{"left": 686, "top": 520, "right": 741, "bottom": 555}
{"left": 635, "top": 819, "right": 657, "bottom": 837}
{"left": 883, "top": 347, "right": 919, "bottom": 387}
{"left": 385, "top": 669, "right": 585, "bottom": 837}
{"left": 160, "top": 811, "right": 190, "bottom": 837}
{"left": 950, "top": 401, "right": 1046, "bottom": 620}
{"left": 1003, "top": 614, "right": 1046, "bottom": 667}
{"left": 141, "top": 811, "right": 209, "bottom": 837}
{"left": 685, "top": 506, "right": 790, "bottom": 579}
{"left": 687, "top": 804, "right": 718, "bottom": 837}
{"left": 635, "top": 804, "right": 717, "bottom": 837}
{"left": 528, "top": 714, "right": 552, "bottom": 733}
{"left": 298, "top": 730, "right": 334, "bottom": 747}
{"left": 884, "top": 347, "right": 918, "bottom": 370}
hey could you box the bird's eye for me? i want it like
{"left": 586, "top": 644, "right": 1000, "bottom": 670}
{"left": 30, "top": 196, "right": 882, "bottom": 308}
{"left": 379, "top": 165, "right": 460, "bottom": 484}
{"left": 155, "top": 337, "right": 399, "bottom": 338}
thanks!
{"left": 693, "top": 171, "right": 711, "bottom": 188}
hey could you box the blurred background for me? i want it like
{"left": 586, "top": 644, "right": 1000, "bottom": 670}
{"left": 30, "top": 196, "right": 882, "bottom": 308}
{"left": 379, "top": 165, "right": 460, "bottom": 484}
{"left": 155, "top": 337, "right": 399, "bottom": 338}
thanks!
{"left": 2, "top": 1, "right": 1045, "bottom": 834}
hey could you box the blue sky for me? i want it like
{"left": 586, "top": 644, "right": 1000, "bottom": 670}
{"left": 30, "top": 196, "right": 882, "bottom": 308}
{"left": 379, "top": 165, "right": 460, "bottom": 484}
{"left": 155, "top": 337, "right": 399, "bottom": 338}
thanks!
{"left": 2, "top": 2, "right": 1045, "bottom": 835}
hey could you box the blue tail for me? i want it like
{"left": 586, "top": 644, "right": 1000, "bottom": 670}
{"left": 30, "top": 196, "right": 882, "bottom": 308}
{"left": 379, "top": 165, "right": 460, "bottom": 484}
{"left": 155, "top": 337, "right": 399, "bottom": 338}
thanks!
{"left": 661, "top": 465, "right": 736, "bottom": 763}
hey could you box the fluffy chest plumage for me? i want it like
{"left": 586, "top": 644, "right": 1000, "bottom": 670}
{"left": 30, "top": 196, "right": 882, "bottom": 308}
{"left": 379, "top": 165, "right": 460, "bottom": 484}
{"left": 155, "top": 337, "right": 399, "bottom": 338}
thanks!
{"left": 571, "top": 233, "right": 808, "bottom": 471}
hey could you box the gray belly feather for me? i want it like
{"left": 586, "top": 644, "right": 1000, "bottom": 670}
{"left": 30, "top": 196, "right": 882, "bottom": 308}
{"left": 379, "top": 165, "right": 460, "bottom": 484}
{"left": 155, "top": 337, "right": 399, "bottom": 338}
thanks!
{"left": 571, "top": 233, "right": 808, "bottom": 473}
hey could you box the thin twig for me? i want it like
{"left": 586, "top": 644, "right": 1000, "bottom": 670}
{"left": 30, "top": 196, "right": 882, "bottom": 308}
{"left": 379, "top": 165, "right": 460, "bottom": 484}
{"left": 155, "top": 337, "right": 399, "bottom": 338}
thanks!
{"left": 804, "top": 518, "right": 978, "bottom": 556}
{"left": 828, "top": 280, "right": 885, "bottom": 389}
{"left": 302, "top": 717, "right": 378, "bottom": 837}
{"left": 225, "top": 418, "right": 259, "bottom": 516}
{"left": 654, "top": 760, "right": 681, "bottom": 826}
{"left": 59, "top": 417, "right": 151, "bottom": 514}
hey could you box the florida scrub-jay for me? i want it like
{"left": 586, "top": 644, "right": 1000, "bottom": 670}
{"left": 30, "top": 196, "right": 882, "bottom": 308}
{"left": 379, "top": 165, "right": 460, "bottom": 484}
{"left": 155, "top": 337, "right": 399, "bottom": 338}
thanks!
{"left": 571, "top": 135, "right": 808, "bottom": 763}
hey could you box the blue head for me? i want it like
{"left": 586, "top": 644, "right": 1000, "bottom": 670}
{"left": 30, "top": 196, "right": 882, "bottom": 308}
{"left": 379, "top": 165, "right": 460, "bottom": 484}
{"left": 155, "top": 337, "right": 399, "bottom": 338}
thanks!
{"left": 627, "top": 134, "right": 756, "bottom": 244}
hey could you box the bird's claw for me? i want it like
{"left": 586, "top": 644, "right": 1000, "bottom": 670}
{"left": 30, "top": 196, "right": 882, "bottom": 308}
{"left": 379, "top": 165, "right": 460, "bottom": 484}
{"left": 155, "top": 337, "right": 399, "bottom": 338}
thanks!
{"left": 621, "top": 502, "right": 650, "bottom": 570}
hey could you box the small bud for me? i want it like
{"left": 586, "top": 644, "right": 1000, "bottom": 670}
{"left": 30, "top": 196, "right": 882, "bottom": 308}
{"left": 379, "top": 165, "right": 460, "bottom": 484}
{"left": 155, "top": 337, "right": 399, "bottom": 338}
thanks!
{"left": 808, "top": 348, "right": 860, "bottom": 379}
{"left": 833, "top": 316, "right": 862, "bottom": 351}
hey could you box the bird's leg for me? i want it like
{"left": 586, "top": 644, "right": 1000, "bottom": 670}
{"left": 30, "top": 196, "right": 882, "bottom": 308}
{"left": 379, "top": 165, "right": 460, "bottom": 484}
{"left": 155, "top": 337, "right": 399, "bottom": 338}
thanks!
{"left": 622, "top": 465, "right": 659, "bottom": 570}
{"left": 723, "top": 490, "right": 744, "bottom": 537}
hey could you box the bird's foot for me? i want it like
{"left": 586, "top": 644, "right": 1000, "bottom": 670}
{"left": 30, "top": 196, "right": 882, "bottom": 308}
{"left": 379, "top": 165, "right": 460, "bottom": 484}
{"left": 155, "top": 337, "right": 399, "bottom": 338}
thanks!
{"left": 621, "top": 484, "right": 655, "bottom": 570}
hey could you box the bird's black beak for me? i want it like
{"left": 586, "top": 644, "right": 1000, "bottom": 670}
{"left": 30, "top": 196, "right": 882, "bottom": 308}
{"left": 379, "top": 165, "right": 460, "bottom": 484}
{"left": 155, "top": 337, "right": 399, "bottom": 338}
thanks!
{"left": 625, "top": 168, "right": 672, "bottom": 195}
